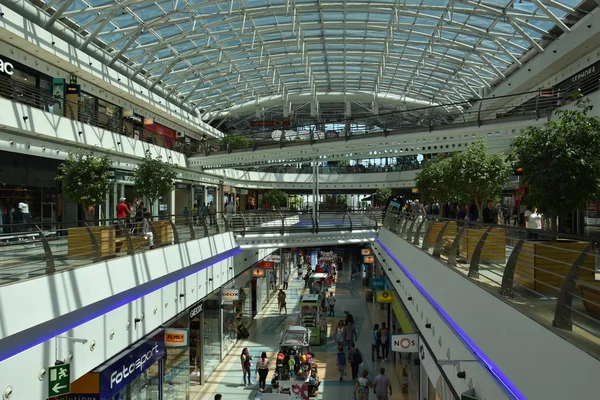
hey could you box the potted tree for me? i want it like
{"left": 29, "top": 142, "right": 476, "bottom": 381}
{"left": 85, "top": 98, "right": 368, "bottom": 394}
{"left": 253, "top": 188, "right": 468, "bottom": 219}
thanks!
{"left": 56, "top": 151, "right": 114, "bottom": 257}
{"left": 415, "top": 156, "right": 459, "bottom": 246}
{"left": 452, "top": 140, "right": 511, "bottom": 262}
{"left": 374, "top": 187, "right": 392, "bottom": 207}
{"left": 509, "top": 96, "right": 600, "bottom": 291}
{"left": 262, "top": 189, "right": 288, "bottom": 209}
{"left": 132, "top": 151, "right": 177, "bottom": 244}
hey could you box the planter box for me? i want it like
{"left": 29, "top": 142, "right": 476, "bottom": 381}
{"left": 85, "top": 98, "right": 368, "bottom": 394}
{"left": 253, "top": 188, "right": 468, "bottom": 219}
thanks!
{"left": 67, "top": 226, "right": 116, "bottom": 258}
{"left": 427, "top": 221, "right": 457, "bottom": 251}
{"left": 459, "top": 227, "right": 506, "bottom": 263}
{"left": 152, "top": 220, "right": 174, "bottom": 244}
{"left": 515, "top": 240, "right": 595, "bottom": 293}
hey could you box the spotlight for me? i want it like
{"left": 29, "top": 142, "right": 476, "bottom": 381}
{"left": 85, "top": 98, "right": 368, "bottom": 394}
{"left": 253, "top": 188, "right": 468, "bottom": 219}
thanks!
{"left": 457, "top": 371, "right": 466, "bottom": 379}
{"left": 425, "top": 323, "right": 431, "bottom": 329}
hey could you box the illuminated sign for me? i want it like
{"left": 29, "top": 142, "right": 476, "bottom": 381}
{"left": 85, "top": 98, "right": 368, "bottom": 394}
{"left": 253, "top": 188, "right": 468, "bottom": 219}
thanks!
{"left": 165, "top": 329, "right": 189, "bottom": 347}
{"left": 252, "top": 268, "right": 265, "bottom": 278}
{"left": 222, "top": 288, "right": 240, "bottom": 300}
{"left": 391, "top": 334, "right": 419, "bottom": 352}
{"left": 257, "top": 260, "right": 274, "bottom": 269}
{"left": 0, "top": 59, "right": 14, "bottom": 76}
{"left": 375, "top": 290, "right": 393, "bottom": 303}
{"left": 361, "top": 249, "right": 371, "bottom": 256}
{"left": 363, "top": 255, "right": 374, "bottom": 264}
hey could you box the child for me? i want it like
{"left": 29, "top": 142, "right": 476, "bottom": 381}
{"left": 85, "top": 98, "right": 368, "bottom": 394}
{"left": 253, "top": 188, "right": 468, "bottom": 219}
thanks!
{"left": 336, "top": 344, "right": 347, "bottom": 382}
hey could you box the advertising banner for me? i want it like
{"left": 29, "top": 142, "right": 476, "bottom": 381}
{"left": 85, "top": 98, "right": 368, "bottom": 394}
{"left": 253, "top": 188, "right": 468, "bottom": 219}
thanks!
{"left": 252, "top": 268, "right": 265, "bottom": 278}
{"left": 257, "top": 260, "right": 275, "bottom": 269}
{"left": 391, "top": 334, "right": 419, "bottom": 353}
{"left": 165, "top": 328, "right": 189, "bottom": 347}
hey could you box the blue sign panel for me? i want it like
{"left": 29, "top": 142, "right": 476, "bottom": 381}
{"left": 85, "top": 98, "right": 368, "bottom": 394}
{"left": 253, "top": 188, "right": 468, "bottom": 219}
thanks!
{"left": 98, "top": 331, "right": 164, "bottom": 399}
{"left": 370, "top": 278, "right": 386, "bottom": 290}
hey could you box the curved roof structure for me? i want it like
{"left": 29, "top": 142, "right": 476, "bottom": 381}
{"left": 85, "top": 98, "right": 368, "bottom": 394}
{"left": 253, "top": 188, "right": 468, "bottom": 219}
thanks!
{"left": 31, "top": 0, "right": 593, "bottom": 123}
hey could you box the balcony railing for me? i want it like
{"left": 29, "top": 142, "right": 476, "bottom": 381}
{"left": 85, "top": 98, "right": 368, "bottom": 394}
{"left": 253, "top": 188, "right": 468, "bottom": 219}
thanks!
{"left": 196, "top": 72, "right": 599, "bottom": 156}
{"left": 0, "top": 78, "right": 197, "bottom": 155}
{"left": 0, "top": 210, "right": 381, "bottom": 287}
{"left": 383, "top": 210, "right": 600, "bottom": 358}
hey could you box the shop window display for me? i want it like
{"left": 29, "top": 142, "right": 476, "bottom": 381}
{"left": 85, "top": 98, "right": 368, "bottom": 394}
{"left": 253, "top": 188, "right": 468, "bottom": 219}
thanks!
{"left": 164, "top": 314, "right": 191, "bottom": 400}
{"left": 203, "top": 299, "right": 221, "bottom": 382}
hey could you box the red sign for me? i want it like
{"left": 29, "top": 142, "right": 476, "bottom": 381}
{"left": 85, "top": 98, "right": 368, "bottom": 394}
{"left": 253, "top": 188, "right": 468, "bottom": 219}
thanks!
{"left": 144, "top": 123, "right": 176, "bottom": 138}
{"left": 257, "top": 260, "right": 275, "bottom": 269}
{"left": 250, "top": 120, "right": 291, "bottom": 127}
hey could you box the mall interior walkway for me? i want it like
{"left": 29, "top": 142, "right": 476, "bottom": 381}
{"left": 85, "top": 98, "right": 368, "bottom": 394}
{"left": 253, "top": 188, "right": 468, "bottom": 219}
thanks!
{"left": 193, "top": 250, "right": 404, "bottom": 400}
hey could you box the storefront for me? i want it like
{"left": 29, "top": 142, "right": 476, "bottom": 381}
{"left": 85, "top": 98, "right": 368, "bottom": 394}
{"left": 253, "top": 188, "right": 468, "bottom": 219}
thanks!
{"left": 202, "top": 290, "right": 221, "bottom": 381}
{"left": 122, "top": 110, "right": 146, "bottom": 141}
{"left": 70, "top": 329, "right": 165, "bottom": 400}
{"left": 174, "top": 183, "right": 191, "bottom": 217}
{"left": 0, "top": 151, "right": 61, "bottom": 230}
{"left": 145, "top": 121, "right": 176, "bottom": 149}
{"left": 418, "top": 337, "right": 455, "bottom": 400}
{"left": 0, "top": 55, "right": 53, "bottom": 110}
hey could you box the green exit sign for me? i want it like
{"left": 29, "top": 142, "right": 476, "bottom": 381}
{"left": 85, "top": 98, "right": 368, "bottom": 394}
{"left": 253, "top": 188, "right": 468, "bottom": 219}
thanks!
{"left": 48, "top": 364, "right": 71, "bottom": 397}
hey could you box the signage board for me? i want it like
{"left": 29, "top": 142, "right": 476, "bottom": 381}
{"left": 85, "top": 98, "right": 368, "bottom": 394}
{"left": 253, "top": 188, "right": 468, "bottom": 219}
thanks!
{"left": 48, "top": 364, "right": 71, "bottom": 397}
{"left": 143, "top": 117, "right": 154, "bottom": 125}
{"left": 269, "top": 255, "right": 281, "bottom": 263}
{"left": 391, "top": 334, "right": 419, "bottom": 353}
{"left": 69, "top": 74, "right": 78, "bottom": 85}
{"left": 122, "top": 108, "right": 134, "bottom": 117}
{"left": 363, "top": 255, "right": 374, "bottom": 264}
{"left": 48, "top": 395, "right": 99, "bottom": 400}
{"left": 175, "top": 183, "right": 189, "bottom": 190}
{"left": 257, "top": 260, "right": 274, "bottom": 269}
{"left": 222, "top": 288, "right": 240, "bottom": 301}
{"left": 375, "top": 290, "right": 393, "bottom": 303}
{"left": 97, "top": 333, "right": 164, "bottom": 399}
{"left": 165, "top": 328, "right": 189, "bottom": 347}
{"left": 252, "top": 268, "right": 265, "bottom": 278}
{"left": 66, "top": 84, "right": 81, "bottom": 95}
{"left": 0, "top": 58, "right": 14, "bottom": 75}
{"left": 370, "top": 278, "right": 386, "bottom": 290}
{"left": 189, "top": 301, "right": 203, "bottom": 319}
{"left": 361, "top": 249, "right": 371, "bottom": 256}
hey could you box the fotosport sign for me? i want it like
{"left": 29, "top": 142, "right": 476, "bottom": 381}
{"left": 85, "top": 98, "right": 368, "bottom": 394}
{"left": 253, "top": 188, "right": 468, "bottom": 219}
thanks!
{"left": 391, "top": 334, "right": 419, "bottom": 353}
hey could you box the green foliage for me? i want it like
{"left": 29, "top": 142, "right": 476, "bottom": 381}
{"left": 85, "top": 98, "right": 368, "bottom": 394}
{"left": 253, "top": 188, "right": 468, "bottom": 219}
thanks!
{"left": 132, "top": 152, "right": 178, "bottom": 208}
{"left": 56, "top": 151, "right": 112, "bottom": 220}
{"left": 288, "top": 196, "right": 304, "bottom": 208}
{"left": 453, "top": 139, "right": 511, "bottom": 220}
{"left": 375, "top": 187, "right": 392, "bottom": 205}
{"left": 415, "top": 156, "right": 458, "bottom": 207}
{"left": 262, "top": 189, "right": 288, "bottom": 207}
{"left": 510, "top": 96, "right": 600, "bottom": 229}
{"left": 222, "top": 133, "right": 249, "bottom": 149}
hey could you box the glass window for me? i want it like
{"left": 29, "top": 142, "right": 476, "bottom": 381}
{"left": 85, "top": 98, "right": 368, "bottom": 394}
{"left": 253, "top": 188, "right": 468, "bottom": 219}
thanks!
{"left": 202, "top": 298, "right": 221, "bottom": 382}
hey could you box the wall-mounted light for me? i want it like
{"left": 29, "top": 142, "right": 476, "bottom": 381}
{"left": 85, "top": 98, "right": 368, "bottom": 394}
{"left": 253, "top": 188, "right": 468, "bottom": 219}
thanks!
{"left": 407, "top": 296, "right": 413, "bottom": 301}
{"left": 22, "top": 116, "right": 28, "bottom": 122}
{"left": 179, "top": 293, "right": 185, "bottom": 298}
{"left": 134, "top": 317, "right": 141, "bottom": 323}
{"left": 78, "top": 131, "right": 83, "bottom": 136}
{"left": 425, "top": 323, "right": 431, "bottom": 329}
{"left": 457, "top": 371, "right": 466, "bottom": 379}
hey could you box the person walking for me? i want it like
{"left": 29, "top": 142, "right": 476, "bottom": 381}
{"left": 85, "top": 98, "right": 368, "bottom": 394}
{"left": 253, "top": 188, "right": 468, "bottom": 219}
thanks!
{"left": 256, "top": 351, "right": 270, "bottom": 392}
{"left": 277, "top": 289, "right": 287, "bottom": 314}
{"left": 208, "top": 201, "right": 216, "bottom": 226}
{"left": 336, "top": 343, "right": 347, "bottom": 382}
{"left": 283, "top": 272, "right": 289, "bottom": 290}
{"left": 348, "top": 342, "right": 363, "bottom": 380}
{"left": 327, "top": 292, "right": 336, "bottom": 316}
{"left": 379, "top": 323, "right": 389, "bottom": 361}
{"left": 240, "top": 347, "right": 252, "bottom": 386}
{"left": 344, "top": 309, "right": 355, "bottom": 325}
{"left": 334, "top": 320, "right": 345, "bottom": 348}
{"left": 371, "top": 324, "right": 382, "bottom": 361}
{"left": 354, "top": 369, "right": 372, "bottom": 400}
{"left": 343, "top": 320, "right": 357, "bottom": 351}
{"left": 373, "top": 367, "right": 392, "bottom": 400}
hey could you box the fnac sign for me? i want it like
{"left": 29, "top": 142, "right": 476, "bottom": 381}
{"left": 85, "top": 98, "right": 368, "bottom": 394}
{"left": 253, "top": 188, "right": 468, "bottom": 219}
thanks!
{"left": 0, "top": 59, "right": 14, "bottom": 76}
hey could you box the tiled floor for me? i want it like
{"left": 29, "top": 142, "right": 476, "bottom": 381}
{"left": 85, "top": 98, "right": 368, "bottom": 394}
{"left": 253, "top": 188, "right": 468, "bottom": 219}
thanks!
{"left": 192, "top": 253, "right": 404, "bottom": 400}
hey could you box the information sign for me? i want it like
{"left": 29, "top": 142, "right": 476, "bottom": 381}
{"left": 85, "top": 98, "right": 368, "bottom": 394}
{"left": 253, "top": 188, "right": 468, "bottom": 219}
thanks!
{"left": 48, "top": 364, "right": 70, "bottom": 397}
{"left": 370, "top": 278, "right": 386, "bottom": 290}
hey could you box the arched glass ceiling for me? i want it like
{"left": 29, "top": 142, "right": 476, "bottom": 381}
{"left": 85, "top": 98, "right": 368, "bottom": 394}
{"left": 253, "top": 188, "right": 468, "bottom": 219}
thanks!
{"left": 39, "top": 0, "right": 590, "bottom": 116}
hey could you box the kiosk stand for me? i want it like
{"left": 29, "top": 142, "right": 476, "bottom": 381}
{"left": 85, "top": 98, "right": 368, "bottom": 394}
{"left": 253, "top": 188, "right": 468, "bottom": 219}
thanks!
{"left": 299, "top": 294, "right": 322, "bottom": 345}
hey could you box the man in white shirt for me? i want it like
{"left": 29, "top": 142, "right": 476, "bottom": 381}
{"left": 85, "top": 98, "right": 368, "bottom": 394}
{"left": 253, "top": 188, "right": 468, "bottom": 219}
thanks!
{"left": 524, "top": 206, "right": 543, "bottom": 240}
{"left": 327, "top": 292, "right": 336, "bottom": 316}
{"left": 18, "top": 201, "right": 31, "bottom": 224}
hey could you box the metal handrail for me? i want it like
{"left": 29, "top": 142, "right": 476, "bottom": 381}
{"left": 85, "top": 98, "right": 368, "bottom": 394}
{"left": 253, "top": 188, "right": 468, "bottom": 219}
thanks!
{"left": 383, "top": 209, "right": 600, "bottom": 358}
{"left": 194, "top": 72, "right": 600, "bottom": 155}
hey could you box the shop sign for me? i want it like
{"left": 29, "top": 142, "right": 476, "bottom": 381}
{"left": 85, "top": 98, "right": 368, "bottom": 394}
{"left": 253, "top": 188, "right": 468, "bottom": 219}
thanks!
{"left": 257, "top": 260, "right": 274, "bottom": 269}
{"left": 175, "top": 183, "right": 189, "bottom": 189}
{"left": 66, "top": 84, "right": 81, "bottom": 95}
{"left": 193, "top": 185, "right": 204, "bottom": 191}
{"left": 143, "top": 117, "right": 154, "bottom": 125}
{"left": 0, "top": 58, "right": 14, "bottom": 75}
{"left": 391, "top": 334, "right": 419, "bottom": 353}
{"left": 268, "top": 255, "right": 281, "bottom": 263}
{"left": 222, "top": 288, "right": 240, "bottom": 300}
{"left": 252, "top": 267, "right": 265, "bottom": 278}
{"left": 165, "top": 328, "right": 189, "bottom": 347}
{"left": 122, "top": 108, "right": 134, "bottom": 117}
{"left": 370, "top": 278, "right": 386, "bottom": 290}
{"left": 375, "top": 290, "right": 393, "bottom": 303}
{"left": 363, "top": 255, "right": 374, "bottom": 264}
{"left": 556, "top": 60, "right": 600, "bottom": 90}
{"left": 48, "top": 364, "right": 71, "bottom": 397}
{"left": 361, "top": 248, "right": 371, "bottom": 256}
{"left": 241, "top": 189, "right": 249, "bottom": 195}
{"left": 189, "top": 301, "right": 203, "bottom": 319}
{"left": 98, "top": 335, "right": 165, "bottom": 398}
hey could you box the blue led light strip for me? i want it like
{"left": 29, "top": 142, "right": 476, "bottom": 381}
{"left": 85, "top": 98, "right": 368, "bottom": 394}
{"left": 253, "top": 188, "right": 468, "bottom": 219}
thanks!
{"left": 0, "top": 247, "right": 242, "bottom": 364}
{"left": 376, "top": 239, "right": 526, "bottom": 400}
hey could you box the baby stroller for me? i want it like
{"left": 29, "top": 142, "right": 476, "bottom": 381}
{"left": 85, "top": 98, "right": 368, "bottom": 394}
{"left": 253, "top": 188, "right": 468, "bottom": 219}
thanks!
{"left": 237, "top": 322, "right": 249, "bottom": 339}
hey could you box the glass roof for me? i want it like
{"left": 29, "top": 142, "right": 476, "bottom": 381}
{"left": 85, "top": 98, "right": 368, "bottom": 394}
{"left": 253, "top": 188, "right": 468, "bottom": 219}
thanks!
{"left": 40, "top": 0, "right": 591, "bottom": 119}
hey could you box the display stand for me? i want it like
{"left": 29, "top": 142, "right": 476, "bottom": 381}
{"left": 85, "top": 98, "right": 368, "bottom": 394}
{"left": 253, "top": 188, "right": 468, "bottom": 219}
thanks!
{"left": 299, "top": 294, "right": 322, "bottom": 345}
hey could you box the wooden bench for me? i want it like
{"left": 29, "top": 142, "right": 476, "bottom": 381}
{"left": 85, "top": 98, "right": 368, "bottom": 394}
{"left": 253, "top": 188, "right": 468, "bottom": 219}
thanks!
{"left": 579, "top": 285, "right": 600, "bottom": 318}
{"left": 115, "top": 236, "right": 149, "bottom": 253}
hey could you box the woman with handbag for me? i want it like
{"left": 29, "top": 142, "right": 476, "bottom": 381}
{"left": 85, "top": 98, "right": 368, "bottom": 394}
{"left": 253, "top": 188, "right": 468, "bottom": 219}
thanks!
{"left": 256, "top": 351, "right": 270, "bottom": 392}
{"left": 240, "top": 347, "right": 252, "bottom": 386}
